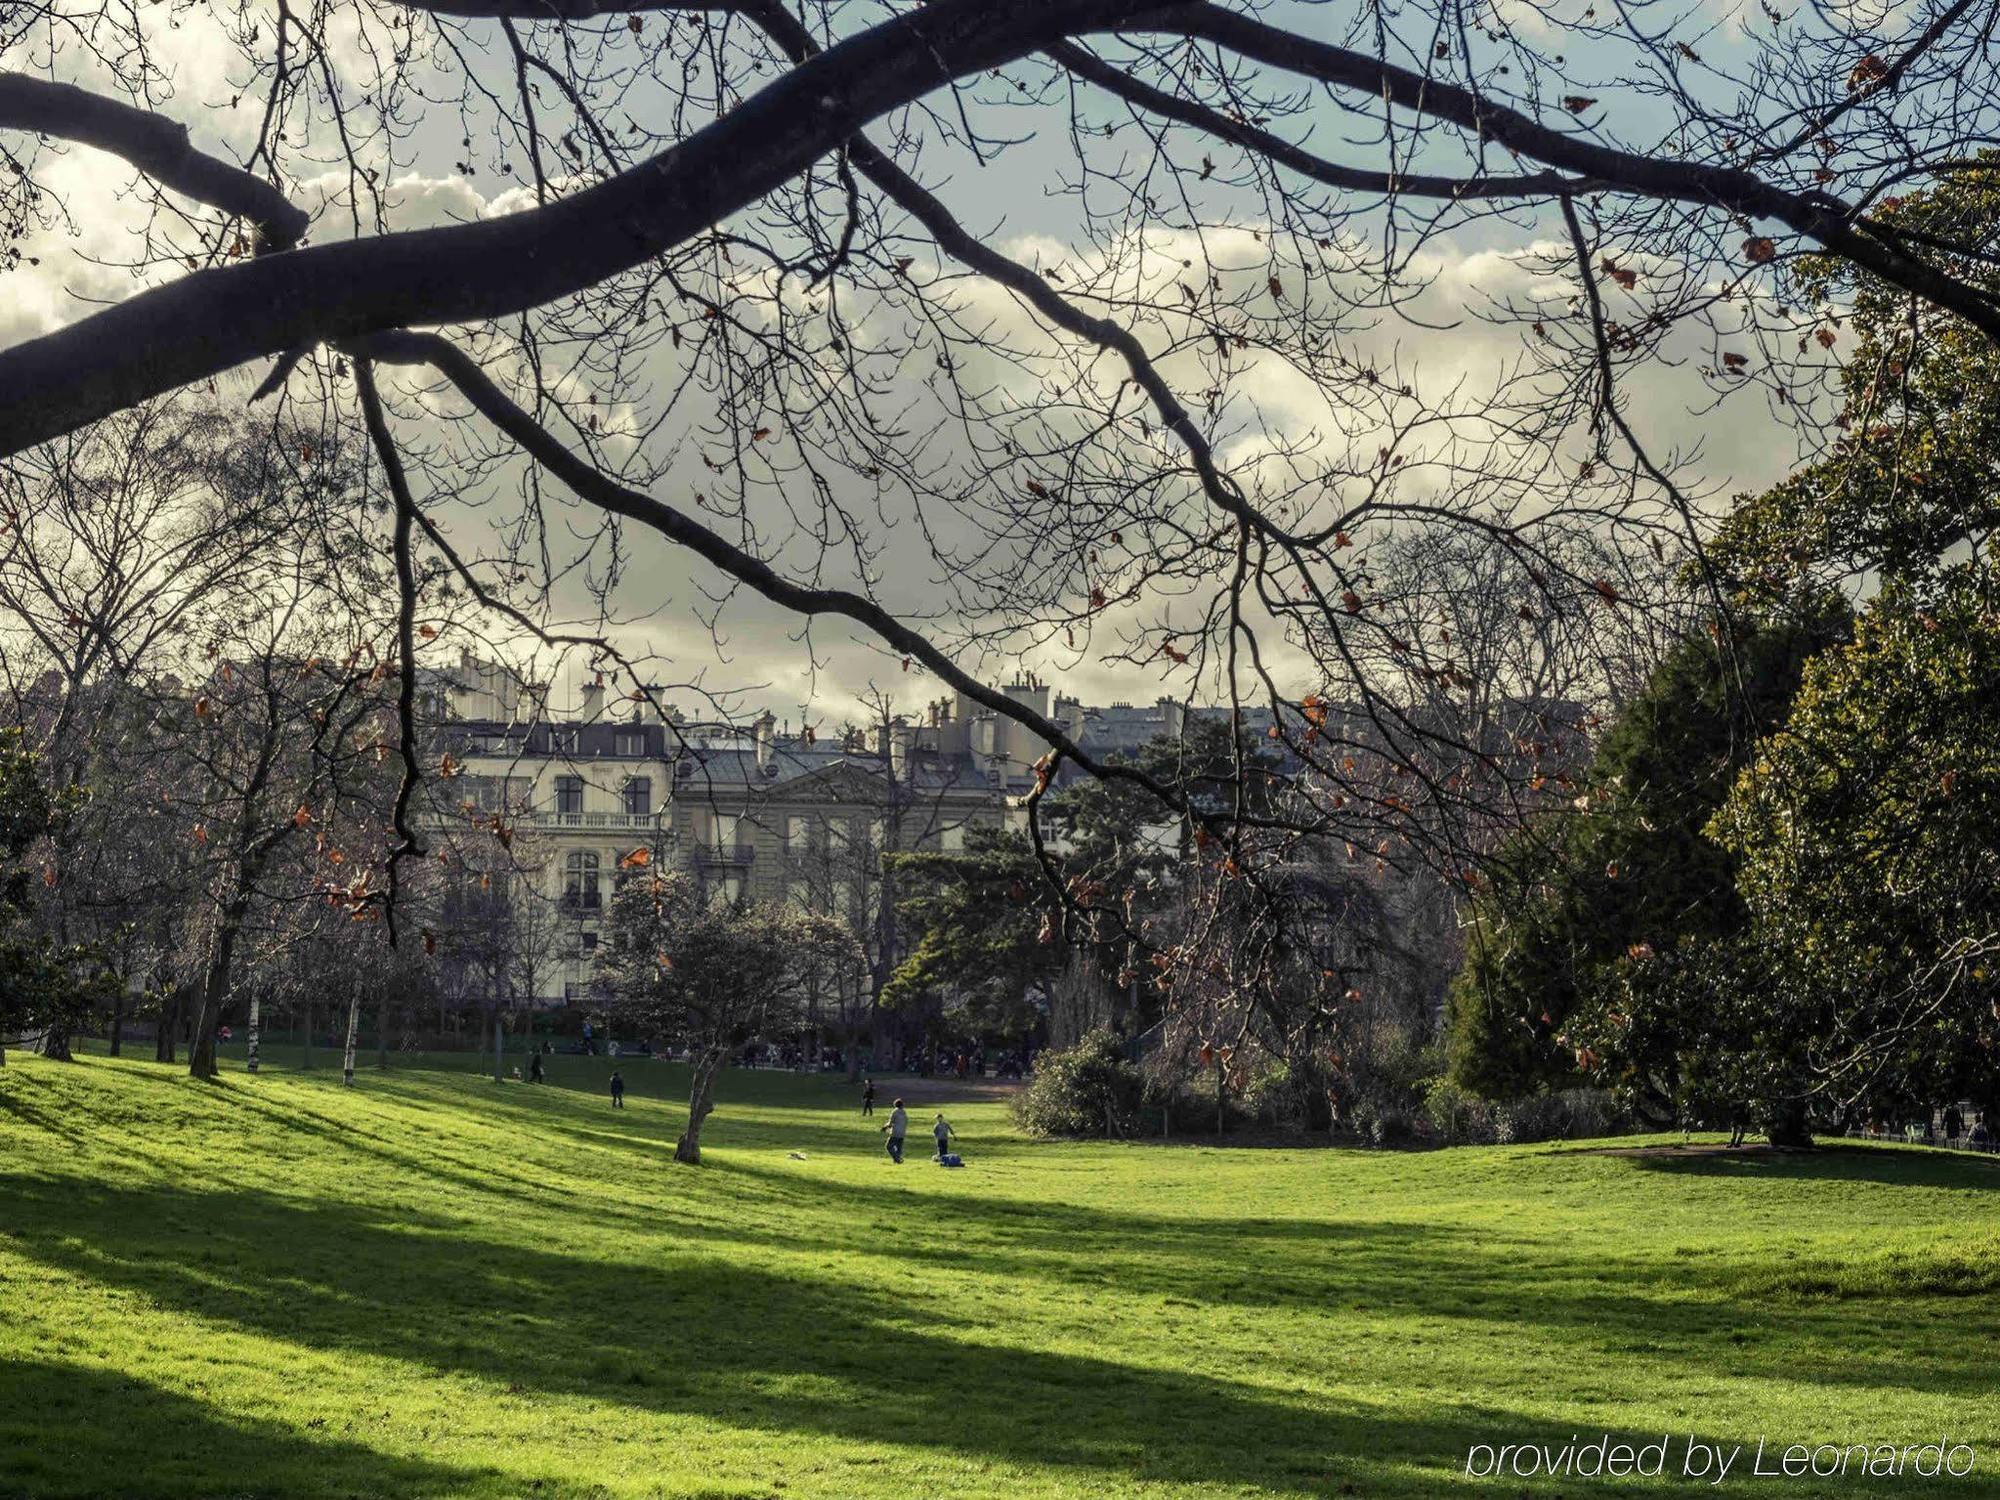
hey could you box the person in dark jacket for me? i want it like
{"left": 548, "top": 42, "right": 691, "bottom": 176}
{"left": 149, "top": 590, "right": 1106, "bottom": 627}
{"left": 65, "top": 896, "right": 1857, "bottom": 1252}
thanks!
{"left": 861, "top": 1078, "right": 876, "bottom": 1117}
{"left": 609, "top": 1070, "right": 626, "bottom": 1108}
{"left": 529, "top": 1052, "right": 545, "bottom": 1084}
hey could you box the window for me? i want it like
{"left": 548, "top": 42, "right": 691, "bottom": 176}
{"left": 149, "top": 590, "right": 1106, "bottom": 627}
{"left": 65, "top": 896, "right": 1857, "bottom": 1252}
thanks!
{"left": 787, "top": 814, "right": 824, "bottom": 854}
{"left": 622, "top": 777, "right": 652, "bottom": 816}
{"left": 580, "top": 931, "right": 598, "bottom": 954}
{"left": 940, "top": 821, "right": 965, "bottom": 853}
{"left": 470, "top": 775, "right": 532, "bottom": 813}
{"left": 555, "top": 775, "right": 584, "bottom": 815}
{"left": 563, "top": 850, "right": 601, "bottom": 911}
{"left": 615, "top": 729, "right": 645, "bottom": 757}
{"left": 708, "top": 811, "right": 740, "bottom": 853}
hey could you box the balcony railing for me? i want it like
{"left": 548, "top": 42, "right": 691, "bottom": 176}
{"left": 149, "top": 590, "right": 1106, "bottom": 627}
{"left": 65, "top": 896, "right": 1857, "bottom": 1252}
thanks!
{"left": 692, "top": 840, "right": 756, "bottom": 868}
{"left": 415, "top": 807, "right": 668, "bottom": 834}
{"left": 528, "top": 810, "right": 666, "bottom": 831}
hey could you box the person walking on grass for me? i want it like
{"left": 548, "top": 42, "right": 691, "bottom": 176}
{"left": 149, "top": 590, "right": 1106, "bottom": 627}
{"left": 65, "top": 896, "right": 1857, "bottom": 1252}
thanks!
{"left": 932, "top": 1113, "right": 956, "bottom": 1161}
{"left": 609, "top": 1070, "right": 626, "bottom": 1109}
{"left": 881, "top": 1098, "right": 908, "bottom": 1163}
{"left": 861, "top": 1077, "right": 876, "bottom": 1117}
{"left": 529, "top": 1052, "right": 545, "bottom": 1084}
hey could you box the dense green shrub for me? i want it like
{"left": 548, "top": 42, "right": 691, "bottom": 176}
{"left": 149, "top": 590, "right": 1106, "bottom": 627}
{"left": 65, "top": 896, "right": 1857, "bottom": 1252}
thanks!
{"left": 1013, "top": 1030, "right": 1144, "bottom": 1138}
{"left": 1422, "top": 1080, "right": 1625, "bottom": 1145}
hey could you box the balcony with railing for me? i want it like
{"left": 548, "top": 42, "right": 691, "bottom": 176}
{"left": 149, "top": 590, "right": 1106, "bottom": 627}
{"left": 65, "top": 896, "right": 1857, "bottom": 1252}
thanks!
{"left": 522, "top": 809, "right": 667, "bottom": 833}
{"left": 415, "top": 805, "right": 669, "bottom": 835}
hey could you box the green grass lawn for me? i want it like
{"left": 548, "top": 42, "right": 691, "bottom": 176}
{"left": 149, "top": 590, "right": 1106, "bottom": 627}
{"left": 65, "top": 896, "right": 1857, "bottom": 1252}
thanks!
{"left": 3, "top": 1048, "right": 1998, "bottom": 1499}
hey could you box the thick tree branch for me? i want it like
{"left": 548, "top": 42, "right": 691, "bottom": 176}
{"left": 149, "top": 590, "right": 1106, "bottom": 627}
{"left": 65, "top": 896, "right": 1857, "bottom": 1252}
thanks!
{"left": 1046, "top": 40, "right": 1599, "bottom": 202}
{"left": 5, "top": 0, "right": 1996, "bottom": 461}
{"left": 0, "top": 73, "right": 309, "bottom": 250}
{"left": 408, "top": 0, "right": 746, "bottom": 15}
{"left": 1164, "top": 4, "right": 2000, "bottom": 344}
{"left": 353, "top": 360, "right": 428, "bottom": 944}
{"left": 355, "top": 329, "right": 1202, "bottom": 822}
{"left": 0, "top": 0, "right": 1171, "bottom": 456}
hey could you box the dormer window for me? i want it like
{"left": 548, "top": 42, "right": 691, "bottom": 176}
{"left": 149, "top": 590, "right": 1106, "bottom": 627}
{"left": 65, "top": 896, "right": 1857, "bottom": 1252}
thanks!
{"left": 615, "top": 729, "right": 645, "bottom": 757}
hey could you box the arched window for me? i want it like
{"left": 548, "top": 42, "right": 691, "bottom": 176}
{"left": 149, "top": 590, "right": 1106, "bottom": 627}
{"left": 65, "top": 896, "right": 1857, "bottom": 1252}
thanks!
{"left": 564, "top": 850, "right": 601, "bottom": 911}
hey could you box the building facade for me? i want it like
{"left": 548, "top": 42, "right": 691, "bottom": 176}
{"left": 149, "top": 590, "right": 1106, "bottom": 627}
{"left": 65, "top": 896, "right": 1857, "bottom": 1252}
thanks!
{"left": 420, "top": 658, "right": 1030, "bottom": 1004}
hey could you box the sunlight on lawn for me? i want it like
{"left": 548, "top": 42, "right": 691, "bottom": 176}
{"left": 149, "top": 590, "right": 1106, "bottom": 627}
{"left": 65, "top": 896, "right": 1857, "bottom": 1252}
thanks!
{"left": 3, "top": 1053, "right": 1998, "bottom": 1499}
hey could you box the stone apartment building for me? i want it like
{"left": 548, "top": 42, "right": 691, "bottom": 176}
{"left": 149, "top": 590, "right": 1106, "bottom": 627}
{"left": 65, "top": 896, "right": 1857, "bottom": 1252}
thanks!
{"left": 418, "top": 655, "right": 1115, "bottom": 1005}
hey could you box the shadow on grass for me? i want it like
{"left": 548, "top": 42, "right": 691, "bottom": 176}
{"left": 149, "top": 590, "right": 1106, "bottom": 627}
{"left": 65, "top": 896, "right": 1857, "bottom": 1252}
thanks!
{"left": 0, "top": 1358, "right": 483, "bottom": 1500}
{"left": 1614, "top": 1142, "right": 2000, "bottom": 1188}
{"left": 5, "top": 1171, "right": 1998, "bottom": 1498}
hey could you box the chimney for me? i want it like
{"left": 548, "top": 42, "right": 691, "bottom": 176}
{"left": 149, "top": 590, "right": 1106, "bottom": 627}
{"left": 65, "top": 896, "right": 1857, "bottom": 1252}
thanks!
{"left": 579, "top": 679, "right": 605, "bottom": 719}
{"left": 754, "top": 710, "right": 777, "bottom": 774}
{"left": 889, "top": 718, "right": 914, "bottom": 781}
{"left": 1156, "top": 697, "right": 1185, "bottom": 741}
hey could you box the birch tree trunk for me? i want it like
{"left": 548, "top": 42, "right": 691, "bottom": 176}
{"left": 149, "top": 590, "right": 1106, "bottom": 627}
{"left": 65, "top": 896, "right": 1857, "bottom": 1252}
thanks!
{"left": 675, "top": 1044, "right": 727, "bottom": 1164}
{"left": 246, "top": 988, "right": 262, "bottom": 1073}
{"left": 340, "top": 989, "right": 361, "bottom": 1086}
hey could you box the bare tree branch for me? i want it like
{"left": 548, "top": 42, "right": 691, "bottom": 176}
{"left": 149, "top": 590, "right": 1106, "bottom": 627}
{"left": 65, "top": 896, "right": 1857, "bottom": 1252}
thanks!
{"left": 0, "top": 73, "right": 308, "bottom": 250}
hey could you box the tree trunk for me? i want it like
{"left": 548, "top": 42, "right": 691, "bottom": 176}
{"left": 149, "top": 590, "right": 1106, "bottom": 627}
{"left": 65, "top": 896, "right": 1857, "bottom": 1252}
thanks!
{"left": 1766, "top": 1101, "right": 1814, "bottom": 1149}
{"left": 155, "top": 985, "right": 180, "bottom": 1063}
{"left": 246, "top": 987, "right": 262, "bottom": 1074}
{"left": 301, "top": 994, "right": 313, "bottom": 1070}
{"left": 108, "top": 988, "right": 126, "bottom": 1058}
{"left": 375, "top": 982, "right": 389, "bottom": 1070}
{"left": 675, "top": 1046, "right": 726, "bottom": 1164}
{"left": 492, "top": 1007, "right": 503, "bottom": 1084}
{"left": 340, "top": 989, "right": 362, "bottom": 1086}
{"left": 188, "top": 897, "right": 249, "bottom": 1080}
{"left": 40, "top": 1019, "right": 73, "bottom": 1062}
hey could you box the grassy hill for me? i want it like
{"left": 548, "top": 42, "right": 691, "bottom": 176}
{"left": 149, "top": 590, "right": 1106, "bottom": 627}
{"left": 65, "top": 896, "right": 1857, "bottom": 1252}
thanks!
{"left": 2, "top": 1050, "right": 1998, "bottom": 1499}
